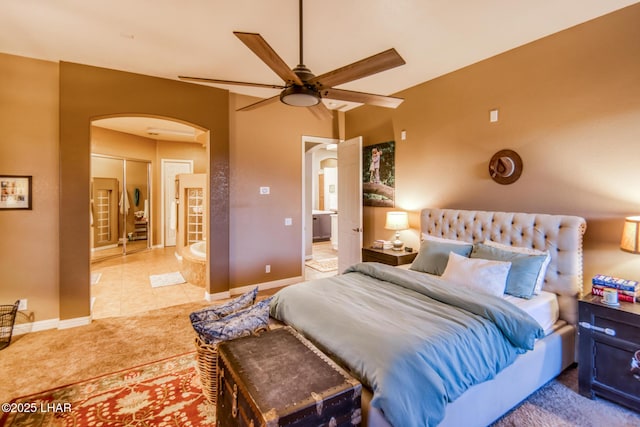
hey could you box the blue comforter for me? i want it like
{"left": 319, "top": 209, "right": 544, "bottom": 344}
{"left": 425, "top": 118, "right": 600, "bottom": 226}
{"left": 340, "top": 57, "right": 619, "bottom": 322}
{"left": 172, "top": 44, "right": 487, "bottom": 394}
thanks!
{"left": 269, "top": 262, "right": 543, "bottom": 427}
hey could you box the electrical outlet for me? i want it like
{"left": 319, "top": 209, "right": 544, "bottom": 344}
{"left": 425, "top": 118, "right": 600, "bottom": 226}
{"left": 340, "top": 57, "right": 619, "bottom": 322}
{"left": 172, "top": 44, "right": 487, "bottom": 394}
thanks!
{"left": 265, "top": 264, "right": 271, "bottom": 273}
{"left": 18, "top": 299, "right": 27, "bottom": 311}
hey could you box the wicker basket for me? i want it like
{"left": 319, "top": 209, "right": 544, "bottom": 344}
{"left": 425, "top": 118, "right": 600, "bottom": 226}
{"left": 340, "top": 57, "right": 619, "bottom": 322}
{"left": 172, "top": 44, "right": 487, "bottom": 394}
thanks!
{"left": 1, "top": 300, "right": 19, "bottom": 351}
{"left": 194, "top": 335, "right": 220, "bottom": 404}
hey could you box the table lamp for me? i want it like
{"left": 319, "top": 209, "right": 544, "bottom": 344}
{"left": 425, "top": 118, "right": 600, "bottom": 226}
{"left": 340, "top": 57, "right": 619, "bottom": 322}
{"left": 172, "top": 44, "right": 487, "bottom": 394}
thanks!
{"left": 385, "top": 211, "right": 409, "bottom": 251}
{"left": 621, "top": 216, "right": 640, "bottom": 254}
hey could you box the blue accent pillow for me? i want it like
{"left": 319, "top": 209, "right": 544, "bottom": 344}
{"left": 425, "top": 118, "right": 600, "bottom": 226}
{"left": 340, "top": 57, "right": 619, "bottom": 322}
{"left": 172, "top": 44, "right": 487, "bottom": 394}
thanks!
{"left": 470, "top": 243, "right": 547, "bottom": 299}
{"left": 409, "top": 239, "right": 473, "bottom": 275}
{"left": 192, "top": 297, "right": 271, "bottom": 345}
{"left": 189, "top": 286, "right": 258, "bottom": 324}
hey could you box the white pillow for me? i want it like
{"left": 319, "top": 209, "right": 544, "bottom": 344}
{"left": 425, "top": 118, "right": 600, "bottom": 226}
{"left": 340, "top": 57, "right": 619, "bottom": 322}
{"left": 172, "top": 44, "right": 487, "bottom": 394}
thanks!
{"left": 483, "top": 240, "right": 551, "bottom": 294}
{"left": 422, "top": 233, "right": 471, "bottom": 245}
{"left": 441, "top": 252, "right": 511, "bottom": 297}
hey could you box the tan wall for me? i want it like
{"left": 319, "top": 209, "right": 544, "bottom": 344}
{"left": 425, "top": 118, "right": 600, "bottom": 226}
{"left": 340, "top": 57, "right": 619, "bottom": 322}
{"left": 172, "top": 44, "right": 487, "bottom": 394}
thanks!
{"left": 0, "top": 54, "right": 60, "bottom": 320}
{"left": 229, "top": 94, "right": 334, "bottom": 288}
{"left": 59, "top": 62, "right": 229, "bottom": 320}
{"left": 156, "top": 140, "right": 208, "bottom": 174}
{"left": 346, "top": 4, "right": 640, "bottom": 286}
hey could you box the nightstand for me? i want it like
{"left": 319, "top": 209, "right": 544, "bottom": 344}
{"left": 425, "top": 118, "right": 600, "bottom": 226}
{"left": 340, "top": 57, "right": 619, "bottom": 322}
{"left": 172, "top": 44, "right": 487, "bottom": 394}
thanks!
{"left": 578, "top": 294, "right": 640, "bottom": 412}
{"left": 362, "top": 247, "right": 417, "bottom": 266}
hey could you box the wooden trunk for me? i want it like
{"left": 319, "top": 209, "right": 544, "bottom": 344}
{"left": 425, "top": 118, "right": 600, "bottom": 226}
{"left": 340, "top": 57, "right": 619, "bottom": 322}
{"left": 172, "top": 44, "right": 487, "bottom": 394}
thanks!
{"left": 216, "top": 326, "right": 362, "bottom": 427}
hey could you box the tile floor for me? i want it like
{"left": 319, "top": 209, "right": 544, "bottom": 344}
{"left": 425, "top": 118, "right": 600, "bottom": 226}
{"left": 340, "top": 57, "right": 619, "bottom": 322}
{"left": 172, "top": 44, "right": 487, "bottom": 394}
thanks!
{"left": 90, "top": 242, "right": 338, "bottom": 319}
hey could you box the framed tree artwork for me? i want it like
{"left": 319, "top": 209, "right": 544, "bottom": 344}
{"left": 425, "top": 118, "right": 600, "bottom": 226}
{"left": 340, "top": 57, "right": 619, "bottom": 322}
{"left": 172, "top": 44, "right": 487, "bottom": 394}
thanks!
{"left": 362, "top": 141, "right": 395, "bottom": 207}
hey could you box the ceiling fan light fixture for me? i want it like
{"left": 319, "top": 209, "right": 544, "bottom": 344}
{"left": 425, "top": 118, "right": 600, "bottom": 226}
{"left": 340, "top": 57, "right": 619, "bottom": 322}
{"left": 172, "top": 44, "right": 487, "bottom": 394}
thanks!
{"left": 280, "top": 85, "right": 320, "bottom": 107}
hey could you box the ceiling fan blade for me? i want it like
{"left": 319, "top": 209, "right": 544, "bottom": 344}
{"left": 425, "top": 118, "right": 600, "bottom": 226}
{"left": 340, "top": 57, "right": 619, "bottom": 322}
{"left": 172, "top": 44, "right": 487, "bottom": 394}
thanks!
{"left": 236, "top": 94, "right": 281, "bottom": 112}
{"left": 309, "top": 48, "right": 405, "bottom": 89}
{"left": 307, "top": 102, "right": 334, "bottom": 120}
{"left": 234, "top": 32, "right": 303, "bottom": 86}
{"left": 321, "top": 88, "right": 404, "bottom": 109}
{"left": 179, "top": 76, "right": 285, "bottom": 89}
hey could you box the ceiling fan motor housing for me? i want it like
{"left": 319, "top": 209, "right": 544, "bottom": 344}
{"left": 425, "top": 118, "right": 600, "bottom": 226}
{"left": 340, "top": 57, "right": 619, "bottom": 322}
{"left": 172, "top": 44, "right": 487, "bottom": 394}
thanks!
{"left": 280, "top": 64, "right": 321, "bottom": 106}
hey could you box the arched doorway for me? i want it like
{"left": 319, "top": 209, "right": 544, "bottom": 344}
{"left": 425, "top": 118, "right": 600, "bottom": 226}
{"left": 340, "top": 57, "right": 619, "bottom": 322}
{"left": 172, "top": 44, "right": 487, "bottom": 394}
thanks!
{"left": 59, "top": 62, "right": 229, "bottom": 324}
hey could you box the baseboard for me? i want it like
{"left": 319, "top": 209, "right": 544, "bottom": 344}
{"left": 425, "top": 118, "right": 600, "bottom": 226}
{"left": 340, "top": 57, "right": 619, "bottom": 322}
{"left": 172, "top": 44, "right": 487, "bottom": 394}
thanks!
{"left": 204, "top": 276, "right": 304, "bottom": 301}
{"left": 230, "top": 276, "right": 304, "bottom": 296}
{"left": 12, "top": 315, "right": 92, "bottom": 336}
{"left": 12, "top": 318, "right": 60, "bottom": 336}
{"left": 205, "top": 290, "right": 231, "bottom": 301}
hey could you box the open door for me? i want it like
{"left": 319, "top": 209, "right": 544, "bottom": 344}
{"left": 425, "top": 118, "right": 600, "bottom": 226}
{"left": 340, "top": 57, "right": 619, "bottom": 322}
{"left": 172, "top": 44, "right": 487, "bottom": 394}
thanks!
{"left": 337, "top": 136, "right": 363, "bottom": 272}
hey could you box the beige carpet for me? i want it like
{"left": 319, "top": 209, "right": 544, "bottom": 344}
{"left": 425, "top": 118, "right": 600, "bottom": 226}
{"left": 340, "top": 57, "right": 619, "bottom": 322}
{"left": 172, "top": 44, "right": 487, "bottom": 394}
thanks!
{"left": 2, "top": 296, "right": 639, "bottom": 426}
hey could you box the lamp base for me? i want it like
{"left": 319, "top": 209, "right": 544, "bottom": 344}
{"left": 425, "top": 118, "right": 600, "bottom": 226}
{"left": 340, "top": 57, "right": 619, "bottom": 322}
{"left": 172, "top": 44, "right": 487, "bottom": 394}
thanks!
{"left": 392, "top": 239, "right": 404, "bottom": 251}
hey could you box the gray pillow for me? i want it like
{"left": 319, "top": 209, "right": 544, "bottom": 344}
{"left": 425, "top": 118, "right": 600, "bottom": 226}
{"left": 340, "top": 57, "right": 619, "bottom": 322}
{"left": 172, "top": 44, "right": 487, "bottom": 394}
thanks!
{"left": 471, "top": 243, "right": 547, "bottom": 299}
{"left": 410, "top": 239, "right": 473, "bottom": 275}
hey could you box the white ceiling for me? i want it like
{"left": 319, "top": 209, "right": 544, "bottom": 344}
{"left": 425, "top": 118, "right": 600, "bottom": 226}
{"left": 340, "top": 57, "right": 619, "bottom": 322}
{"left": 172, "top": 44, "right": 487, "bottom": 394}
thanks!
{"left": 3, "top": 0, "right": 638, "bottom": 138}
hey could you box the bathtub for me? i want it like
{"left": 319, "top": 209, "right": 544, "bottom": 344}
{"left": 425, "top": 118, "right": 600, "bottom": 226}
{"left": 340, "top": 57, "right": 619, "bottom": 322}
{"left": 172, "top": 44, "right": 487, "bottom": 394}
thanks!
{"left": 190, "top": 241, "right": 206, "bottom": 259}
{"left": 181, "top": 241, "right": 206, "bottom": 287}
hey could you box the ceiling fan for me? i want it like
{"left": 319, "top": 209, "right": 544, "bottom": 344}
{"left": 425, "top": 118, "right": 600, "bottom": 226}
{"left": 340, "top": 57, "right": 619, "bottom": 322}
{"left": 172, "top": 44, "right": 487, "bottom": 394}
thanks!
{"left": 179, "top": 0, "right": 406, "bottom": 119}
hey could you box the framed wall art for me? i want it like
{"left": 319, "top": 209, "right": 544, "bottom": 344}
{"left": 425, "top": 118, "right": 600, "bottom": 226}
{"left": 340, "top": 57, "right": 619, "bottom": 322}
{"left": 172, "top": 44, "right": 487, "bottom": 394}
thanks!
{"left": 0, "top": 175, "right": 32, "bottom": 210}
{"left": 362, "top": 141, "right": 395, "bottom": 207}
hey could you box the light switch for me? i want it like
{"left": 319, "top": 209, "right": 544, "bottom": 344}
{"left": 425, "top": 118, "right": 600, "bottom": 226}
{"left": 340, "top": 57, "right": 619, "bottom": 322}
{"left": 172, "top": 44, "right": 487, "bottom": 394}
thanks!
{"left": 490, "top": 109, "right": 499, "bottom": 123}
{"left": 259, "top": 186, "right": 270, "bottom": 195}
{"left": 285, "top": 218, "right": 292, "bottom": 226}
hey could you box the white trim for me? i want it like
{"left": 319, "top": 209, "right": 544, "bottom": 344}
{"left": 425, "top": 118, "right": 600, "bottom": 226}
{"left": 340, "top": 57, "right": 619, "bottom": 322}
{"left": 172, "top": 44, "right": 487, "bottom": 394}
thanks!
{"left": 231, "top": 276, "right": 303, "bottom": 296}
{"left": 205, "top": 290, "right": 231, "bottom": 301}
{"left": 301, "top": 135, "right": 340, "bottom": 275}
{"left": 12, "top": 318, "right": 60, "bottom": 335}
{"left": 12, "top": 315, "right": 92, "bottom": 335}
{"left": 59, "top": 316, "right": 92, "bottom": 329}
{"left": 204, "top": 276, "right": 303, "bottom": 301}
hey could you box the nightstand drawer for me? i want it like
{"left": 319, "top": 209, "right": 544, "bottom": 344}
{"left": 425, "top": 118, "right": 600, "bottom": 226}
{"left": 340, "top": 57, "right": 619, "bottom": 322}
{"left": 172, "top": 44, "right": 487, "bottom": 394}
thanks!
{"left": 593, "top": 315, "right": 640, "bottom": 344}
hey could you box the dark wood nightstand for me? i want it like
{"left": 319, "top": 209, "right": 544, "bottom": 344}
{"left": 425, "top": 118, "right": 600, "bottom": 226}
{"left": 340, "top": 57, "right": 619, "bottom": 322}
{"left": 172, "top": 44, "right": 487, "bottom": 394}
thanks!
{"left": 362, "top": 247, "right": 417, "bottom": 266}
{"left": 578, "top": 293, "right": 640, "bottom": 412}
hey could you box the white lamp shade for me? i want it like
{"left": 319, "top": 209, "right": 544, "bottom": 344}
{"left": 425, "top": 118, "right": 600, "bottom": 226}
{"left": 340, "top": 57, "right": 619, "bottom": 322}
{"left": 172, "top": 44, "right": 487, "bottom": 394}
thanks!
{"left": 385, "top": 211, "right": 409, "bottom": 231}
{"left": 621, "top": 216, "right": 640, "bottom": 254}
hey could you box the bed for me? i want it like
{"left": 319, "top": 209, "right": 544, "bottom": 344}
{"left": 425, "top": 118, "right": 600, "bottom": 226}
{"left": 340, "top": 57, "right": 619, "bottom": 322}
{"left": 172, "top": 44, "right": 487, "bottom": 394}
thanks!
{"left": 270, "top": 208, "right": 587, "bottom": 427}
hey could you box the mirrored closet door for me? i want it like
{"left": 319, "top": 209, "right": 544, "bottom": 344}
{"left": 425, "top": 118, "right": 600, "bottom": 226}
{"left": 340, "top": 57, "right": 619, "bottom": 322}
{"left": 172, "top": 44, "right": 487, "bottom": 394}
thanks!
{"left": 90, "top": 154, "right": 151, "bottom": 261}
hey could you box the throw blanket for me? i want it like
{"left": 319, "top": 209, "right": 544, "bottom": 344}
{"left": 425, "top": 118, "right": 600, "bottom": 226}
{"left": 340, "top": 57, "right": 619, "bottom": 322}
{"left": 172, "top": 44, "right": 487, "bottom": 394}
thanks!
{"left": 270, "top": 262, "right": 544, "bottom": 427}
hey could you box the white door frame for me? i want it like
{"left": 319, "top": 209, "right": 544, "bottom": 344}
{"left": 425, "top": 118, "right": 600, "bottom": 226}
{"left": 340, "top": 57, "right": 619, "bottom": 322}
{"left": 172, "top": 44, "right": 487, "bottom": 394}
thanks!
{"left": 301, "top": 135, "right": 362, "bottom": 273}
{"left": 160, "top": 159, "right": 193, "bottom": 247}
{"left": 301, "top": 136, "right": 337, "bottom": 266}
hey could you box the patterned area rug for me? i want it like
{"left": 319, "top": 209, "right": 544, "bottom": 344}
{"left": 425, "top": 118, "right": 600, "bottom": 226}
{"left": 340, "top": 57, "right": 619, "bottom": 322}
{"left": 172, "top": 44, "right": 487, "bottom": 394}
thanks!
{"left": 305, "top": 257, "right": 338, "bottom": 272}
{"left": 1, "top": 353, "right": 216, "bottom": 426}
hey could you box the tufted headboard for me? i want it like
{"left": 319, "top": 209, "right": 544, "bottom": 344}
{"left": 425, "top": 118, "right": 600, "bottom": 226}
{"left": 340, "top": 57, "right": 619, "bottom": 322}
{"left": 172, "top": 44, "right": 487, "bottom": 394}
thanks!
{"left": 420, "top": 208, "right": 587, "bottom": 325}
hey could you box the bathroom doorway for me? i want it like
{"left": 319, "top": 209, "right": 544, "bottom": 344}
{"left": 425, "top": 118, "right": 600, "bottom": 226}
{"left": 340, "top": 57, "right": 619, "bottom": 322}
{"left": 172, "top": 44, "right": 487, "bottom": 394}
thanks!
{"left": 303, "top": 138, "right": 340, "bottom": 280}
{"left": 88, "top": 116, "right": 210, "bottom": 318}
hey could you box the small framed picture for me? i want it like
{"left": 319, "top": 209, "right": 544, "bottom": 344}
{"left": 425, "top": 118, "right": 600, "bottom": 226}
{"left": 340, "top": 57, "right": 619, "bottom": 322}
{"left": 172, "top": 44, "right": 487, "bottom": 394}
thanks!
{"left": 0, "top": 175, "right": 32, "bottom": 210}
